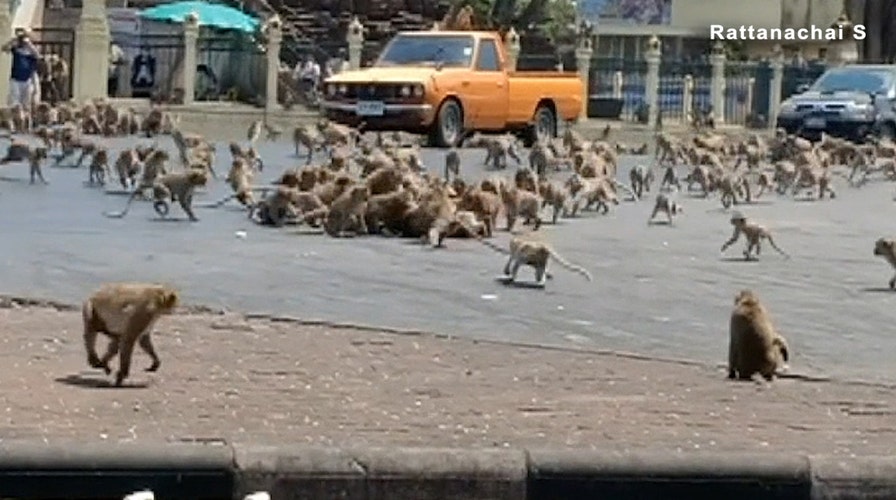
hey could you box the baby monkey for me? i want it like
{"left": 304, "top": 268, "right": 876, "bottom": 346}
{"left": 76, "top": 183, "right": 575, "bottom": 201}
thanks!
{"left": 720, "top": 212, "right": 790, "bottom": 261}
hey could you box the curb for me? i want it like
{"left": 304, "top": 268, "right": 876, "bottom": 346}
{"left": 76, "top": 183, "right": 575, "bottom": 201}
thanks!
{"left": 0, "top": 444, "right": 895, "bottom": 499}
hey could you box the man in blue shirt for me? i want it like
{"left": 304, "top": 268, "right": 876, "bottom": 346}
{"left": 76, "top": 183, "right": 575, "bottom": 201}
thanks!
{"left": 1, "top": 28, "right": 39, "bottom": 110}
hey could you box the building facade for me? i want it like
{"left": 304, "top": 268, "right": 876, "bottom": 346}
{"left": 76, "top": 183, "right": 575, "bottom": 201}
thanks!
{"left": 584, "top": 0, "right": 850, "bottom": 60}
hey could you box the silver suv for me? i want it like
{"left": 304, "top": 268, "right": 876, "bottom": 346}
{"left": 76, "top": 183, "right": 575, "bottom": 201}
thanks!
{"left": 775, "top": 64, "right": 896, "bottom": 141}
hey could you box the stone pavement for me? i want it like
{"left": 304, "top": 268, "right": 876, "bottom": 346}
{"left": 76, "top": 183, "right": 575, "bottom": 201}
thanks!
{"left": 2, "top": 300, "right": 894, "bottom": 455}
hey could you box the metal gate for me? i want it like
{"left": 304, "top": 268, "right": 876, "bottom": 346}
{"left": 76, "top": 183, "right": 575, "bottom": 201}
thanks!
{"left": 31, "top": 27, "right": 75, "bottom": 100}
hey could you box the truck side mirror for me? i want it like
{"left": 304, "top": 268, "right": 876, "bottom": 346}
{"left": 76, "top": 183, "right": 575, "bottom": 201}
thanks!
{"left": 796, "top": 83, "right": 810, "bottom": 93}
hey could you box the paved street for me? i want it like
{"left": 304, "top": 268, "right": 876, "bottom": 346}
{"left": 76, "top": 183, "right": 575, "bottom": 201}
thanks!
{"left": 0, "top": 135, "right": 894, "bottom": 382}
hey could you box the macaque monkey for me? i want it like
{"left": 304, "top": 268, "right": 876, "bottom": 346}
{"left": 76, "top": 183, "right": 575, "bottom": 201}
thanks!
{"left": 720, "top": 212, "right": 790, "bottom": 260}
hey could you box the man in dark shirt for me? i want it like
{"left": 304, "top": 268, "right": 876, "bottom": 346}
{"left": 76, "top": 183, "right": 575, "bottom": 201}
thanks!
{"left": 1, "top": 27, "right": 39, "bottom": 109}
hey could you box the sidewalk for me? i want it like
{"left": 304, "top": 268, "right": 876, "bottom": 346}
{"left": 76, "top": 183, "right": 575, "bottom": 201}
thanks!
{"left": 1, "top": 298, "right": 893, "bottom": 455}
{"left": 115, "top": 99, "right": 754, "bottom": 142}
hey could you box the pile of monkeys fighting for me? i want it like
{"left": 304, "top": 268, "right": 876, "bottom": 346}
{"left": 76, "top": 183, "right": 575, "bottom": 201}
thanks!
{"left": 3, "top": 98, "right": 896, "bottom": 386}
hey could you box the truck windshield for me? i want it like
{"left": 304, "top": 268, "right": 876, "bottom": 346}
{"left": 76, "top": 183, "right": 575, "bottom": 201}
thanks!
{"left": 811, "top": 68, "right": 894, "bottom": 95}
{"left": 376, "top": 35, "right": 475, "bottom": 68}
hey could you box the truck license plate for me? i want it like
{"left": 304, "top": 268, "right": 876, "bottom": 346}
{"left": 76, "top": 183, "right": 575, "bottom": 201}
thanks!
{"left": 356, "top": 101, "right": 385, "bottom": 116}
{"left": 803, "top": 117, "right": 826, "bottom": 129}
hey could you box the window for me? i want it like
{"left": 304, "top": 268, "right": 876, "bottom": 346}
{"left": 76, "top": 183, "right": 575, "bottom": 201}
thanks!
{"left": 476, "top": 39, "right": 501, "bottom": 72}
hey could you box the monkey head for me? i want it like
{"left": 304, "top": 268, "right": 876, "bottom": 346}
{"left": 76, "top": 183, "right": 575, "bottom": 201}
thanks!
{"left": 733, "top": 289, "right": 759, "bottom": 306}
{"left": 94, "top": 148, "right": 108, "bottom": 163}
{"left": 874, "top": 238, "right": 895, "bottom": 257}
{"left": 730, "top": 211, "right": 746, "bottom": 226}
{"left": 348, "top": 185, "right": 369, "bottom": 202}
{"left": 187, "top": 169, "right": 209, "bottom": 186}
{"left": 152, "top": 286, "right": 180, "bottom": 312}
{"left": 149, "top": 149, "right": 170, "bottom": 162}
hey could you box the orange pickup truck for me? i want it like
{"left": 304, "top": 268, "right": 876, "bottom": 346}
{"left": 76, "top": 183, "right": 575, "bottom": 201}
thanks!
{"left": 320, "top": 30, "right": 584, "bottom": 147}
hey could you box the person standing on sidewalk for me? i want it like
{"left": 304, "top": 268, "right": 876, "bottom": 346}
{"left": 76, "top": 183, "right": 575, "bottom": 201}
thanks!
{"left": 1, "top": 27, "right": 39, "bottom": 109}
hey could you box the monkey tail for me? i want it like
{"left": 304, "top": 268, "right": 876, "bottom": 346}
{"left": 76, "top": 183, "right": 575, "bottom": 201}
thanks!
{"left": 102, "top": 190, "right": 141, "bottom": 218}
{"left": 767, "top": 236, "right": 791, "bottom": 259}
{"left": 195, "top": 193, "right": 241, "bottom": 209}
{"left": 613, "top": 179, "right": 639, "bottom": 201}
{"left": 547, "top": 249, "right": 593, "bottom": 282}
{"left": 471, "top": 233, "right": 509, "bottom": 255}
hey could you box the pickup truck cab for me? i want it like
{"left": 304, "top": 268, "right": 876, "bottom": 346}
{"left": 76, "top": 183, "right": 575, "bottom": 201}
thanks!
{"left": 776, "top": 64, "right": 896, "bottom": 142}
{"left": 320, "top": 30, "right": 584, "bottom": 147}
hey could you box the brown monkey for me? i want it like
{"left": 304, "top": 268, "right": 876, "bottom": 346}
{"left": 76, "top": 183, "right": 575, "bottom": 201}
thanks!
{"left": 538, "top": 179, "right": 569, "bottom": 224}
{"left": 249, "top": 186, "right": 328, "bottom": 227}
{"left": 82, "top": 282, "right": 179, "bottom": 387}
{"left": 484, "top": 135, "right": 521, "bottom": 169}
{"left": 292, "top": 123, "right": 321, "bottom": 163}
{"left": 28, "top": 146, "right": 48, "bottom": 184}
{"left": 324, "top": 185, "right": 369, "bottom": 237}
{"left": 475, "top": 234, "right": 593, "bottom": 287}
{"left": 628, "top": 164, "right": 654, "bottom": 199}
{"left": 87, "top": 147, "right": 109, "bottom": 186}
{"left": 728, "top": 289, "right": 790, "bottom": 382}
{"left": 444, "top": 149, "right": 460, "bottom": 181}
{"left": 0, "top": 139, "right": 31, "bottom": 164}
{"left": 647, "top": 193, "right": 682, "bottom": 225}
{"left": 104, "top": 170, "right": 207, "bottom": 221}
{"left": 499, "top": 184, "right": 542, "bottom": 231}
{"left": 364, "top": 188, "right": 416, "bottom": 235}
{"left": 458, "top": 188, "right": 501, "bottom": 237}
{"left": 10, "top": 103, "right": 30, "bottom": 133}
{"left": 720, "top": 212, "right": 790, "bottom": 260}
{"left": 873, "top": 238, "right": 896, "bottom": 289}
{"left": 113, "top": 148, "right": 141, "bottom": 189}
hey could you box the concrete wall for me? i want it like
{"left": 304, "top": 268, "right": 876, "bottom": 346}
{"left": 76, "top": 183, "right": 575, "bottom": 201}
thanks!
{"left": 0, "top": 443, "right": 895, "bottom": 500}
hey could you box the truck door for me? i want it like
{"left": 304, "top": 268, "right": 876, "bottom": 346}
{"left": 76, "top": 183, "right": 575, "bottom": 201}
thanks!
{"left": 466, "top": 38, "right": 509, "bottom": 130}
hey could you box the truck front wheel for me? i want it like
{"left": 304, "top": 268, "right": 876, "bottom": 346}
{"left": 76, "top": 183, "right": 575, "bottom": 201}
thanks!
{"left": 525, "top": 103, "right": 557, "bottom": 146}
{"left": 430, "top": 99, "right": 463, "bottom": 148}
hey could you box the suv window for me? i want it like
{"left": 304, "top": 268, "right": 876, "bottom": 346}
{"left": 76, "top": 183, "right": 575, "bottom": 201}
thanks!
{"left": 476, "top": 40, "right": 501, "bottom": 72}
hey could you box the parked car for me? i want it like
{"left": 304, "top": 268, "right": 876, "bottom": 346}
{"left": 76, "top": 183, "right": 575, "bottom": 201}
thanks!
{"left": 775, "top": 64, "right": 896, "bottom": 141}
{"left": 320, "top": 30, "right": 584, "bottom": 147}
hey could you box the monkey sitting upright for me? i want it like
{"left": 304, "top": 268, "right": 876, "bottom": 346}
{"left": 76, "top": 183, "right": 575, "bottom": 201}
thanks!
{"left": 728, "top": 289, "right": 790, "bottom": 382}
{"left": 720, "top": 212, "right": 790, "bottom": 261}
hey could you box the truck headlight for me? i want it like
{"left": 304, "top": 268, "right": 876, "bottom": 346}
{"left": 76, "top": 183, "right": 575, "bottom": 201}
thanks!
{"left": 338, "top": 84, "right": 348, "bottom": 95}
{"left": 779, "top": 101, "right": 796, "bottom": 114}
{"left": 412, "top": 84, "right": 424, "bottom": 97}
{"left": 326, "top": 84, "right": 336, "bottom": 97}
{"left": 399, "top": 85, "right": 411, "bottom": 97}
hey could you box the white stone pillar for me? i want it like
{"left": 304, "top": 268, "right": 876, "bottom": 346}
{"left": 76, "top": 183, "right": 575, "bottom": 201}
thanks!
{"left": 644, "top": 35, "right": 661, "bottom": 129}
{"left": 575, "top": 34, "right": 593, "bottom": 122}
{"left": 768, "top": 44, "right": 784, "bottom": 130}
{"left": 505, "top": 27, "right": 520, "bottom": 71}
{"left": 611, "top": 71, "right": 622, "bottom": 99}
{"left": 682, "top": 74, "right": 693, "bottom": 125}
{"left": 346, "top": 16, "right": 363, "bottom": 70}
{"left": 264, "top": 15, "right": 282, "bottom": 111}
{"left": 0, "top": 0, "right": 10, "bottom": 104}
{"left": 709, "top": 41, "right": 726, "bottom": 125}
{"left": 73, "top": 0, "right": 110, "bottom": 101}
{"left": 181, "top": 12, "right": 199, "bottom": 106}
